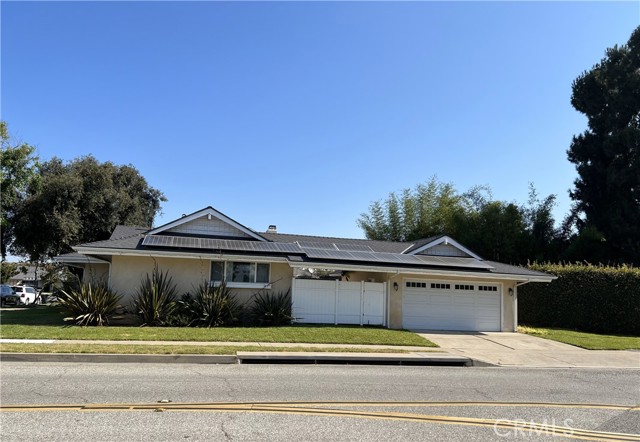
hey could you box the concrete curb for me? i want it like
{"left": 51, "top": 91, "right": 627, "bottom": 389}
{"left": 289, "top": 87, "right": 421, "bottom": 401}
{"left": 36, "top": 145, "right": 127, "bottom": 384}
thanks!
{"left": 0, "top": 351, "right": 473, "bottom": 366}
{"left": 237, "top": 351, "right": 472, "bottom": 366}
{"left": 0, "top": 353, "right": 237, "bottom": 364}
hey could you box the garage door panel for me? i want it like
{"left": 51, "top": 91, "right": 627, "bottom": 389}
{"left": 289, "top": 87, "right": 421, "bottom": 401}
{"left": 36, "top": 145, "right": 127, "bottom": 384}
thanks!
{"left": 403, "top": 281, "right": 501, "bottom": 332}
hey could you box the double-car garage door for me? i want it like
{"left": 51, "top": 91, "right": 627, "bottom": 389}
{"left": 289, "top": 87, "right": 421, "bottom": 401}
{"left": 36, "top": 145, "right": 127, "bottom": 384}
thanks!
{"left": 403, "top": 280, "right": 502, "bottom": 331}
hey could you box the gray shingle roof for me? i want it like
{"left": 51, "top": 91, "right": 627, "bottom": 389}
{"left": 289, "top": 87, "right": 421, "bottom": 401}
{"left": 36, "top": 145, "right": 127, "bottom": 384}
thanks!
{"left": 71, "top": 225, "right": 552, "bottom": 279}
{"left": 77, "top": 226, "right": 147, "bottom": 249}
{"left": 483, "top": 261, "right": 554, "bottom": 278}
{"left": 110, "top": 225, "right": 149, "bottom": 240}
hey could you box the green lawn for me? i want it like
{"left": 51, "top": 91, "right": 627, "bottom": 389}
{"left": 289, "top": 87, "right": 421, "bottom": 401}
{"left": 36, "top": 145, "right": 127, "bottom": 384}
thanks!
{"left": 0, "top": 306, "right": 436, "bottom": 347}
{"left": 0, "top": 343, "right": 418, "bottom": 355}
{"left": 519, "top": 326, "right": 640, "bottom": 350}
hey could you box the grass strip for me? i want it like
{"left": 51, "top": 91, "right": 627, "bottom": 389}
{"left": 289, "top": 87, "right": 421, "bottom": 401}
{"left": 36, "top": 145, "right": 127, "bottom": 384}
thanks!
{"left": 0, "top": 343, "right": 419, "bottom": 355}
{"left": 0, "top": 307, "right": 436, "bottom": 347}
{"left": 519, "top": 326, "right": 640, "bottom": 350}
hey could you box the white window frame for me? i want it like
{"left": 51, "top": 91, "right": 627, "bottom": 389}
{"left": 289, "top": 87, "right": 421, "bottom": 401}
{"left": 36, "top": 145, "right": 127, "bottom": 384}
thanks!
{"left": 210, "top": 261, "right": 272, "bottom": 289}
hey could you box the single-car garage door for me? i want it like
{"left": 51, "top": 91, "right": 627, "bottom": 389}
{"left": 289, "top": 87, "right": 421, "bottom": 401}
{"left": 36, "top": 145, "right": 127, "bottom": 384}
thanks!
{"left": 402, "top": 280, "right": 501, "bottom": 331}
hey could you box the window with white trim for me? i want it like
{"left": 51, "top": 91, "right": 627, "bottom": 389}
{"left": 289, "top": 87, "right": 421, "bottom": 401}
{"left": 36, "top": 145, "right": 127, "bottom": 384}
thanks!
{"left": 211, "top": 261, "right": 270, "bottom": 285}
{"left": 431, "top": 283, "right": 451, "bottom": 290}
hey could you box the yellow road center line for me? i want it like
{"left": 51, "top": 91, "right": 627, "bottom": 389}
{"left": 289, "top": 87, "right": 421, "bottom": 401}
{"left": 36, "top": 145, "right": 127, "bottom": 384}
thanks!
{"left": 3, "top": 400, "right": 633, "bottom": 411}
{"left": 1, "top": 401, "right": 639, "bottom": 441}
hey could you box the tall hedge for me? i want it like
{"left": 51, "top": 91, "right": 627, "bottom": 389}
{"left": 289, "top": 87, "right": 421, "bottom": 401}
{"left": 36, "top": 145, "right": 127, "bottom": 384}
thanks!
{"left": 518, "top": 263, "right": 640, "bottom": 336}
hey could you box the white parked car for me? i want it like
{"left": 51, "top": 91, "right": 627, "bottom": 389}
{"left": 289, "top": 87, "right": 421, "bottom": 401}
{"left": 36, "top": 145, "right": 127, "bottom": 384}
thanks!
{"left": 11, "top": 286, "right": 37, "bottom": 305}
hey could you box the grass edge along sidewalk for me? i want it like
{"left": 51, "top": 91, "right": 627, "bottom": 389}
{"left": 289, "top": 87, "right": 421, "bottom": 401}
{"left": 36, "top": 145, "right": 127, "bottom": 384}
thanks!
{"left": 519, "top": 326, "right": 640, "bottom": 350}
{"left": 0, "top": 306, "right": 436, "bottom": 347}
{"left": 0, "top": 343, "right": 435, "bottom": 355}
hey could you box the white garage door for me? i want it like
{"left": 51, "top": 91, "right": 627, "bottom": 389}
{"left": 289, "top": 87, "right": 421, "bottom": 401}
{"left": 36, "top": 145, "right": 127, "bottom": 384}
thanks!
{"left": 402, "top": 281, "right": 501, "bottom": 331}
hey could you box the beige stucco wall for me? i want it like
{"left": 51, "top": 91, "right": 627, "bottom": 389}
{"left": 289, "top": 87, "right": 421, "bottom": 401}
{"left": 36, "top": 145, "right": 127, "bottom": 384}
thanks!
{"left": 109, "top": 255, "right": 293, "bottom": 306}
{"left": 83, "top": 264, "right": 110, "bottom": 285}
{"left": 343, "top": 271, "right": 387, "bottom": 283}
{"left": 387, "top": 273, "right": 517, "bottom": 332}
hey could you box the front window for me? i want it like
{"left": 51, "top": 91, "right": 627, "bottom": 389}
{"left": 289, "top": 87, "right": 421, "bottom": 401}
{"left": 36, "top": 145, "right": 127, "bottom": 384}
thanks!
{"left": 211, "top": 261, "right": 270, "bottom": 286}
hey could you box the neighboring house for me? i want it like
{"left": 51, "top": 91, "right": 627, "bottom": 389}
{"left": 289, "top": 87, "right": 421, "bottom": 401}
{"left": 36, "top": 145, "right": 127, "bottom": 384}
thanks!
{"left": 8, "top": 265, "right": 43, "bottom": 290}
{"left": 55, "top": 206, "right": 554, "bottom": 332}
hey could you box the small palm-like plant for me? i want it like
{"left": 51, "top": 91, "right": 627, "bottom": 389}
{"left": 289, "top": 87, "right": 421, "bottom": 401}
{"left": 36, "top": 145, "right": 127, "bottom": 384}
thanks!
{"left": 57, "top": 282, "right": 122, "bottom": 326}
{"left": 189, "top": 281, "right": 240, "bottom": 327}
{"left": 134, "top": 267, "right": 178, "bottom": 326}
{"left": 250, "top": 289, "right": 292, "bottom": 326}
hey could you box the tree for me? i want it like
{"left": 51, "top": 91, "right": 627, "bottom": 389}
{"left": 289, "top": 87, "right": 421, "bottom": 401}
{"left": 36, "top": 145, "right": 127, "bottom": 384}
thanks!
{"left": 12, "top": 155, "right": 166, "bottom": 261}
{"left": 357, "top": 177, "right": 469, "bottom": 242}
{"left": 0, "top": 121, "right": 40, "bottom": 260}
{"left": 522, "top": 184, "right": 561, "bottom": 262}
{"left": 358, "top": 178, "right": 560, "bottom": 264}
{"left": 0, "top": 261, "right": 18, "bottom": 283}
{"left": 455, "top": 201, "right": 529, "bottom": 263}
{"left": 567, "top": 26, "right": 640, "bottom": 264}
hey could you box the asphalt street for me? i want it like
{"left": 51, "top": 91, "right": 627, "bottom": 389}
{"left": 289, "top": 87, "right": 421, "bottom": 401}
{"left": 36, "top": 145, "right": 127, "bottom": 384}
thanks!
{"left": 1, "top": 363, "right": 639, "bottom": 441}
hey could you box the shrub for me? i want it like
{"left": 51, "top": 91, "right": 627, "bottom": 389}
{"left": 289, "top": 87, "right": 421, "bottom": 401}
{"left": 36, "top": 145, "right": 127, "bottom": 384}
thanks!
{"left": 134, "top": 267, "right": 178, "bottom": 326}
{"left": 519, "top": 263, "right": 640, "bottom": 335}
{"left": 188, "top": 281, "right": 240, "bottom": 327}
{"left": 166, "top": 293, "right": 195, "bottom": 327}
{"left": 250, "top": 289, "right": 293, "bottom": 326}
{"left": 56, "top": 282, "right": 122, "bottom": 326}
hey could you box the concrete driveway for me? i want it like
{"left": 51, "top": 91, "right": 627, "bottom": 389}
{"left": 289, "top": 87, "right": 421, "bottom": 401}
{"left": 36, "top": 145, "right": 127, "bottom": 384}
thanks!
{"left": 415, "top": 331, "right": 640, "bottom": 368}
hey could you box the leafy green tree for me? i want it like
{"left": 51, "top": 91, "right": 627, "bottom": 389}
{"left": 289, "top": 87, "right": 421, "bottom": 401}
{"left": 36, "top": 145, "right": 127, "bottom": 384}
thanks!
{"left": 567, "top": 26, "right": 640, "bottom": 264}
{"left": 455, "top": 201, "right": 529, "bottom": 263}
{"left": 358, "top": 179, "right": 560, "bottom": 264}
{"left": 357, "top": 177, "right": 469, "bottom": 242}
{"left": 12, "top": 155, "right": 166, "bottom": 260}
{"left": 522, "top": 184, "right": 561, "bottom": 262}
{"left": 0, "top": 121, "right": 40, "bottom": 260}
{"left": 0, "top": 261, "right": 18, "bottom": 283}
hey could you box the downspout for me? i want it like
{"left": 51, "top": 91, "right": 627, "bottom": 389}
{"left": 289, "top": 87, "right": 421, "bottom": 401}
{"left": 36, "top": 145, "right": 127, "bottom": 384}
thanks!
{"left": 514, "top": 280, "right": 530, "bottom": 332}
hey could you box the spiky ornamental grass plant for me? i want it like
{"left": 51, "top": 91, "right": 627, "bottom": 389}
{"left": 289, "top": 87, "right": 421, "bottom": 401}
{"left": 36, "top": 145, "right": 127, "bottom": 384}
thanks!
{"left": 57, "top": 283, "right": 122, "bottom": 326}
{"left": 188, "top": 281, "right": 240, "bottom": 327}
{"left": 134, "top": 267, "right": 178, "bottom": 326}
{"left": 250, "top": 288, "right": 293, "bottom": 326}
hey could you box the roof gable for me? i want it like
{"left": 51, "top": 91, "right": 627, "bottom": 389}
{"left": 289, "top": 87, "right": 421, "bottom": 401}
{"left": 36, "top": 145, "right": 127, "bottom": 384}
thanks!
{"left": 147, "top": 207, "right": 266, "bottom": 241}
{"left": 406, "top": 236, "right": 482, "bottom": 260}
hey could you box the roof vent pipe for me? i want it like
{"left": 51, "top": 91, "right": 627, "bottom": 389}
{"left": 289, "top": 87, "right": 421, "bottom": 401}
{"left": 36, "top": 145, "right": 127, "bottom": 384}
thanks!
{"left": 267, "top": 225, "right": 277, "bottom": 233}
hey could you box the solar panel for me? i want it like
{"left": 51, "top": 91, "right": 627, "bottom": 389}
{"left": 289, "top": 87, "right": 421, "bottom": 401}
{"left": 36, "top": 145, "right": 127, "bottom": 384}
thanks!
{"left": 296, "top": 241, "right": 337, "bottom": 250}
{"left": 142, "top": 235, "right": 303, "bottom": 254}
{"left": 142, "top": 235, "right": 493, "bottom": 270}
{"left": 303, "top": 247, "right": 492, "bottom": 270}
{"left": 296, "top": 241, "right": 374, "bottom": 252}
{"left": 333, "top": 243, "right": 375, "bottom": 252}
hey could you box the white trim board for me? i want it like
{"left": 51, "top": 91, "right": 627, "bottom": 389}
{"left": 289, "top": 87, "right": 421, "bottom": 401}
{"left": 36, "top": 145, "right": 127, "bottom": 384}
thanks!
{"left": 146, "top": 207, "right": 266, "bottom": 241}
{"left": 408, "top": 236, "right": 482, "bottom": 260}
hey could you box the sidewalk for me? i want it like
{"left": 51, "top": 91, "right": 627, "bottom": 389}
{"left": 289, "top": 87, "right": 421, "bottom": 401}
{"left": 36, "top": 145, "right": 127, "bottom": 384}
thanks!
{"left": 3, "top": 335, "right": 639, "bottom": 368}
{"left": 0, "top": 338, "right": 469, "bottom": 366}
{"left": 415, "top": 332, "right": 640, "bottom": 369}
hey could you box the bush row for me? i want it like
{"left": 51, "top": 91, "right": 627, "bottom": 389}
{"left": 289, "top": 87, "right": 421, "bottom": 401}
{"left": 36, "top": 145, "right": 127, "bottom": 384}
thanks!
{"left": 56, "top": 267, "right": 292, "bottom": 327}
{"left": 518, "top": 263, "right": 640, "bottom": 335}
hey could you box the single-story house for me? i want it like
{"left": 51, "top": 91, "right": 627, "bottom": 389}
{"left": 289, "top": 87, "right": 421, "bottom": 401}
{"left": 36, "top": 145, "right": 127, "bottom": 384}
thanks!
{"left": 56, "top": 206, "right": 554, "bottom": 331}
{"left": 8, "top": 265, "right": 44, "bottom": 290}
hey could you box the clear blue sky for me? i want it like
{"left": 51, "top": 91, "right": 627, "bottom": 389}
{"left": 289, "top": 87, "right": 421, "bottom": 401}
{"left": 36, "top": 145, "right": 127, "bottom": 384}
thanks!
{"left": 2, "top": 1, "right": 638, "bottom": 239}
